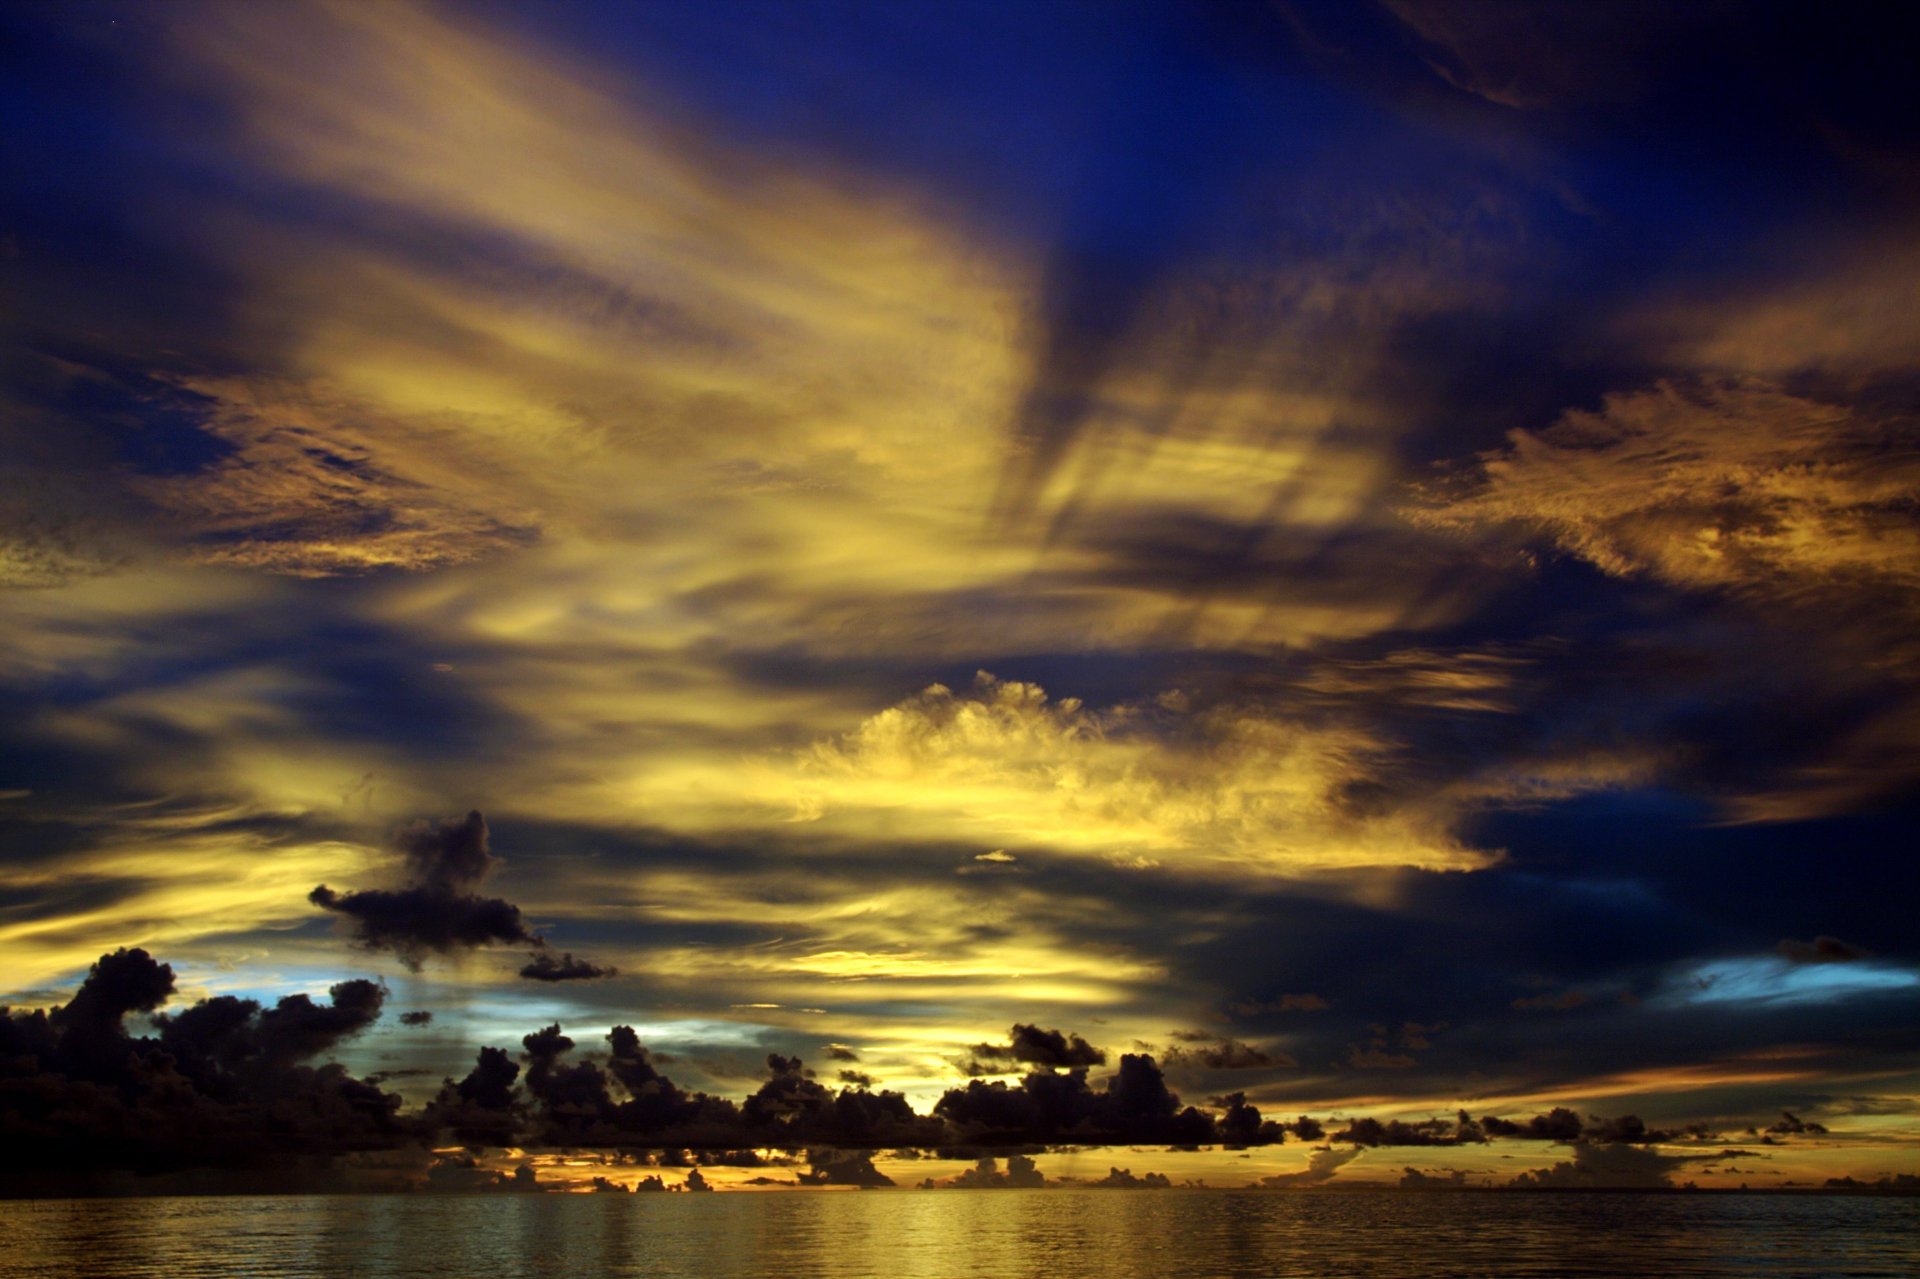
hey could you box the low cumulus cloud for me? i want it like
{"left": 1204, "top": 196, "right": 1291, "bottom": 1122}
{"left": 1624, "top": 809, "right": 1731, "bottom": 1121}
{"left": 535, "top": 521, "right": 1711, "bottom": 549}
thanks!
{"left": 1507, "top": 1143, "right": 1691, "bottom": 1190}
{"left": 924, "top": 1153, "right": 1048, "bottom": 1190}
{"left": 3, "top": 945, "right": 1875, "bottom": 1191}
{"left": 0, "top": 948, "right": 407, "bottom": 1195}
{"left": 934, "top": 1052, "right": 1217, "bottom": 1146}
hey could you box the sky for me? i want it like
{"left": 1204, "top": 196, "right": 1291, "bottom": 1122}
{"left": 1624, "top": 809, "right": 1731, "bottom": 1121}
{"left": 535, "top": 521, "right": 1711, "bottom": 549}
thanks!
{"left": 2, "top": 0, "right": 1917, "bottom": 1195}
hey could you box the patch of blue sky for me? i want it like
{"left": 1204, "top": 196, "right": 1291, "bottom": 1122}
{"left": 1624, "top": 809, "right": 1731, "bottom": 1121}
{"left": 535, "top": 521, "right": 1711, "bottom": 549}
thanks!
{"left": 1661, "top": 956, "right": 1920, "bottom": 1009}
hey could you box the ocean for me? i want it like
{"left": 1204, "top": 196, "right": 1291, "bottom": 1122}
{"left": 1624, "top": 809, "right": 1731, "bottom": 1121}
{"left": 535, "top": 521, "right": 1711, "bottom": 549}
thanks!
{"left": 3, "top": 1190, "right": 1915, "bottom": 1278}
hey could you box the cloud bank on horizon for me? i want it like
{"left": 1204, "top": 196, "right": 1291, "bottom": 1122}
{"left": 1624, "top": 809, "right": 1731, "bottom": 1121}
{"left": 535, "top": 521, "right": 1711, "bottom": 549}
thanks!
{"left": 1, "top": 0, "right": 1916, "bottom": 1190}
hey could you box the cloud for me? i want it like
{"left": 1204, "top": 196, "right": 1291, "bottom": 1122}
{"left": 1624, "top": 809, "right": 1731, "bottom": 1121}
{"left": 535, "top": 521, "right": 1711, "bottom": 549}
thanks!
{"left": 1230, "top": 993, "right": 1330, "bottom": 1014}
{"left": 926, "top": 1154, "right": 1047, "bottom": 1190}
{"left": 11, "top": 945, "right": 1901, "bottom": 1191}
{"left": 1480, "top": 1108, "right": 1585, "bottom": 1143}
{"left": 518, "top": 951, "right": 618, "bottom": 983}
{"left": 1777, "top": 936, "right": 1870, "bottom": 964}
{"left": 1260, "top": 1147, "right": 1360, "bottom": 1188}
{"left": 934, "top": 1052, "right": 1217, "bottom": 1146}
{"left": 1413, "top": 380, "right": 1920, "bottom": 603}
{"left": 1631, "top": 232, "right": 1920, "bottom": 382}
{"left": 967, "top": 1023, "right": 1107, "bottom": 1072}
{"left": 1765, "top": 1111, "right": 1828, "bottom": 1137}
{"left": 1331, "top": 1115, "right": 1483, "bottom": 1147}
{"left": 1507, "top": 1143, "right": 1688, "bottom": 1190}
{"left": 1160, "top": 1034, "right": 1294, "bottom": 1071}
{"left": 1086, "top": 1166, "right": 1172, "bottom": 1189}
{"left": 1662, "top": 955, "right": 1920, "bottom": 1009}
{"left": 1346, "top": 1021, "right": 1443, "bottom": 1070}
{"left": 1, "top": 948, "right": 410, "bottom": 1195}
{"left": 309, "top": 811, "right": 539, "bottom": 968}
{"left": 750, "top": 672, "right": 1492, "bottom": 876}
{"left": 800, "top": 1149, "right": 893, "bottom": 1188}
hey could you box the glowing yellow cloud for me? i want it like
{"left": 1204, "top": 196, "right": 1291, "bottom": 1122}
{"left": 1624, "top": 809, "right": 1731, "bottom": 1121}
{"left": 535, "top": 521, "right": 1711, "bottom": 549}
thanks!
{"left": 626, "top": 671, "right": 1495, "bottom": 876}
{"left": 1413, "top": 379, "right": 1920, "bottom": 600}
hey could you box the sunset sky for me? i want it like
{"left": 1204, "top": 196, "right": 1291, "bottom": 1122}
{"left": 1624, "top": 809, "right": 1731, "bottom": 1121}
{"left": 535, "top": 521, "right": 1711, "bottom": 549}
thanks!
{"left": 2, "top": 0, "right": 1917, "bottom": 1193}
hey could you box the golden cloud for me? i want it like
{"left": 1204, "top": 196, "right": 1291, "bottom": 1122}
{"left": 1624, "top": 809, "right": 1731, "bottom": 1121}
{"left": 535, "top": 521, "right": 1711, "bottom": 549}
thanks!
{"left": 687, "top": 671, "right": 1498, "bottom": 876}
{"left": 1412, "top": 379, "right": 1920, "bottom": 601}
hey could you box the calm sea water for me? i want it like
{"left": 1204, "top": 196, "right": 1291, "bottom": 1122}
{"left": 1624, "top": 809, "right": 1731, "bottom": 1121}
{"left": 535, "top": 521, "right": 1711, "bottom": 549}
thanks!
{"left": 3, "top": 1191, "right": 1916, "bottom": 1279}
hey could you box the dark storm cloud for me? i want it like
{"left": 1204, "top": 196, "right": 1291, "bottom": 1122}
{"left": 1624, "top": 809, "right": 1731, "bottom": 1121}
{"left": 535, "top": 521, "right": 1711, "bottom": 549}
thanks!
{"left": 398, "top": 1010, "right": 433, "bottom": 1026}
{"left": 518, "top": 952, "right": 618, "bottom": 983}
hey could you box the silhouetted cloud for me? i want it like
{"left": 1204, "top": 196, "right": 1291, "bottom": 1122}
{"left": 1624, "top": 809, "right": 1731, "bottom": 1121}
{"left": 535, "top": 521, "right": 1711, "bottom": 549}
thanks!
{"left": 1765, "top": 1111, "right": 1829, "bottom": 1137}
{"left": 1, "top": 948, "right": 408, "bottom": 1195}
{"left": 518, "top": 952, "right": 618, "bottom": 983}
{"left": 1480, "top": 1107, "right": 1583, "bottom": 1142}
{"left": 310, "top": 812, "right": 539, "bottom": 968}
{"left": 1161, "top": 1034, "right": 1294, "bottom": 1071}
{"left": 968, "top": 1023, "right": 1106, "bottom": 1072}
{"left": 1331, "top": 1115, "right": 1484, "bottom": 1148}
{"left": 1087, "top": 1166, "right": 1172, "bottom": 1188}
{"left": 1508, "top": 1143, "right": 1686, "bottom": 1190}
{"left": 936, "top": 1052, "right": 1217, "bottom": 1146}
{"left": 801, "top": 1149, "right": 893, "bottom": 1188}
{"left": 927, "top": 1154, "right": 1047, "bottom": 1189}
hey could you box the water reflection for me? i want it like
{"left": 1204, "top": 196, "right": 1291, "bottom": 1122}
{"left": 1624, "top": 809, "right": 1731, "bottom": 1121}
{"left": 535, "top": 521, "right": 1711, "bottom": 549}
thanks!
{"left": 3, "top": 1191, "right": 1916, "bottom": 1279}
